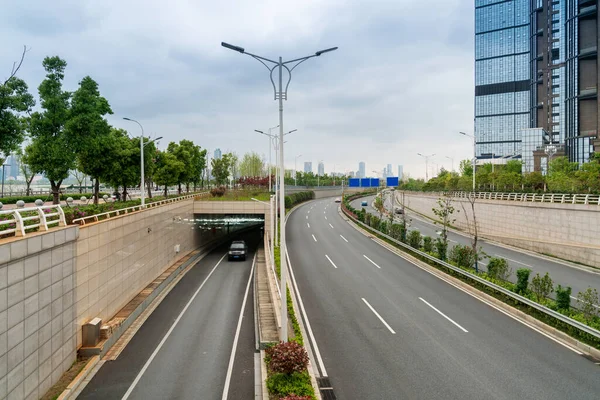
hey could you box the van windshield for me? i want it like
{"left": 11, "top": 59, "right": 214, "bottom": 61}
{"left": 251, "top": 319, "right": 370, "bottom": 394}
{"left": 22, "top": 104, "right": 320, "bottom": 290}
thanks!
{"left": 231, "top": 243, "right": 245, "bottom": 249}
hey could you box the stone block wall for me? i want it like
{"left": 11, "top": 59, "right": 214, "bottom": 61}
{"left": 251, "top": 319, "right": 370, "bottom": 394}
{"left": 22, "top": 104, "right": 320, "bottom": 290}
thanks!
{"left": 401, "top": 192, "right": 600, "bottom": 267}
{"left": 0, "top": 227, "right": 79, "bottom": 400}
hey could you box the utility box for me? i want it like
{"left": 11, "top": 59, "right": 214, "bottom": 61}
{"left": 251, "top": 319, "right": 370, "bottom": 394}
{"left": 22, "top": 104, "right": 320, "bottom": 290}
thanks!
{"left": 174, "top": 244, "right": 180, "bottom": 253}
{"left": 82, "top": 317, "right": 102, "bottom": 347}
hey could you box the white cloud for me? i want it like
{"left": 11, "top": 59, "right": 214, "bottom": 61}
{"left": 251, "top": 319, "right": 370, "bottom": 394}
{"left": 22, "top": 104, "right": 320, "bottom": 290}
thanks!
{"left": 1, "top": 0, "right": 475, "bottom": 179}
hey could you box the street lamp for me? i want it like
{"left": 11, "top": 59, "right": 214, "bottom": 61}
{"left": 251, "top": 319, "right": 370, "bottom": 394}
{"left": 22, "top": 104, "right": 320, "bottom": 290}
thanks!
{"left": 445, "top": 156, "right": 454, "bottom": 172}
{"left": 417, "top": 153, "right": 435, "bottom": 181}
{"left": 1, "top": 162, "right": 11, "bottom": 198}
{"left": 318, "top": 160, "right": 323, "bottom": 187}
{"left": 294, "top": 154, "right": 302, "bottom": 186}
{"left": 252, "top": 196, "right": 275, "bottom": 271}
{"left": 223, "top": 41, "right": 337, "bottom": 342}
{"left": 254, "top": 124, "right": 279, "bottom": 191}
{"left": 460, "top": 131, "right": 476, "bottom": 191}
{"left": 123, "top": 117, "right": 148, "bottom": 207}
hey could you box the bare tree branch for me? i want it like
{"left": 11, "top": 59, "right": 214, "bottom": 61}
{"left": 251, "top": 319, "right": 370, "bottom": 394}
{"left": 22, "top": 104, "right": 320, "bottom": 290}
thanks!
{"left": 4, "top": 45, "right": 29, "bottom": 85}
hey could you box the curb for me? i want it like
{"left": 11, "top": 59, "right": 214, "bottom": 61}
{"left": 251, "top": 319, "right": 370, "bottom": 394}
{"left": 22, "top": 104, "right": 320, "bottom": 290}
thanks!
{"left": 56, "top": 356, "right": 100, "bottom": 400}
{"left": 340, "top": 206, "right": 600, "bottom": 362}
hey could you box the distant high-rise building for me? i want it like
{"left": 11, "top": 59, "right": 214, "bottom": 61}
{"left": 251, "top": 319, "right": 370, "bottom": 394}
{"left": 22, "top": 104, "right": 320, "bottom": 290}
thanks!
{"left": 304, "top": 161, "right": 312, "bottom": 173}
{"left": 214, "top": 148, "right": 222, "bottom": 160}
{"left": 349, "top": 171, "right": 355, "bottom": 178}
{"left": 386, "top": 164, "right": 392, "bottom": 177}
{"left": 7, "top": 154, "right": 19, "bottom": 179}
{"left": 358, "top": 162, "right": 365, "bottom": 178}
{"left": 397, "top": 165, "right": 404, "bottom": 181}
{"left": 318, "top": 161, "right": 324, "bottom": 177}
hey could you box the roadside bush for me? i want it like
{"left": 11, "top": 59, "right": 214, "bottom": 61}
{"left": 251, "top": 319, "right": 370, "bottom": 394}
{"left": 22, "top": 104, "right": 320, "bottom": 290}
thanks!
{"left": 265, "top": 341, "right": 309, "bottom": 375}
{"left": 515, "top": 268, "right": 531, "bottom": 295}
{"left": 365, "top": 213, "right": 372, "bottom": 226}
{"left": 434, "top": 238, "right": 447, "bottom": 261}
{"left": 388, "top": 223, "right": 405, "bottom": 242}
{"left": 449, "top": 244, "right": 477, "bottom": 269}
{"left": 370, "top": 216, "right": 381, "bottom": 231}
{"left": 577, "top": 287, "right": 600, "bottom": 323}
{"left": 210, "top": 186, "right": 226, "bottom": 197}
{"left": 531, "top": 272, "right": 554, "bottom": 302}
{"left": 266, "top": 372, "right": 314, "bottom": 399}
{"left": 379, "top": 220, "right": 388, "bottom": 234}
{"left": 408, "top": 230, "right": 422, "bottom": 249}
{"left": 486, "top": 257, "right": 512, "bottom": 281}
{"left": 422, "top": 236, "right": 433, "bottom": 253}
{"left": 555, "top": 285, "right": 572, "bottom": 311}
{"left": 285, "top": 191, "right": 315, "bottom": 209}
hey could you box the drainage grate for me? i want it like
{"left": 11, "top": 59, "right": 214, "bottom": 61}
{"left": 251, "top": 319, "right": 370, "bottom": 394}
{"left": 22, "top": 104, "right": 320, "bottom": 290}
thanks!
{"left": 317, "top": 377, "right": 337, "bottom": 400}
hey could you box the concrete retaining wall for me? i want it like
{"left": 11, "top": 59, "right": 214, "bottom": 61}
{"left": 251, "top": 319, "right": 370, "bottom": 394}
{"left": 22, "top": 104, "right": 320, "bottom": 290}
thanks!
{"left": 401, "top": 192, "right": 600, "bottom": 267}
{"left": 0, "top": 227, "right": 79, "bottom": 400}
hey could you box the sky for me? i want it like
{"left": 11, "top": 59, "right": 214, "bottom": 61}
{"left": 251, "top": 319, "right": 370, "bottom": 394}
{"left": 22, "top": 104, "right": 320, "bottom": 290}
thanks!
{"left": 1, "top": 0, "right": 475, "bottom": 180}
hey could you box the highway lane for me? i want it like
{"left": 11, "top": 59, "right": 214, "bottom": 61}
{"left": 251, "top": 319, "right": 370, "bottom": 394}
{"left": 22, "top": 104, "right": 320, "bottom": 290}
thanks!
{"left": 288, "top": 198, "right": 600, "bottom": 399}
{"left": 78, "top": 231, "right": 260, "bottom": 400}
{"left": 351, "top": 194, "right": 600, "bottom": 299}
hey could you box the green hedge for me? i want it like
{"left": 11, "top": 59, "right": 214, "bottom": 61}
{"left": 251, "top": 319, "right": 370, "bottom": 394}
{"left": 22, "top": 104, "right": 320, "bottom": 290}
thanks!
{"left": 284, "top": 191, "right": 315, "bottom": 209}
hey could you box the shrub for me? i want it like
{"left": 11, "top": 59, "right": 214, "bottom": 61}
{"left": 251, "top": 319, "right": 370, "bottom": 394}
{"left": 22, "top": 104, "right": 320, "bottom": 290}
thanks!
{"left": 555, "top": 285, "right": 572, "bottom": 311}
{"left": 434, "top": 238, "right": 447, "bottom": 261}
{"left": 486, "top": 257, "right": 512, "bottom": 281}
{"left": 265, "top": 341, "right": 309, "bottom": 375}
{"left": 449, "top": 244, "right": 476, "bottom": 269}
{"left": 266, "top": 372, "right": 314, "bottom": 399}
{"left": 515, "top": 268, "right": 531, "bottom": 295}
{"left": 531, "top": 272, "right": 554, "bottom": 302}
{"left": 379, "top": 220, "right": 388, "bottom": 234}
{"left": 576, "top": 287, "right": 600, "bottom": 323}
{"left": 365, "top": 213, "right": 372, "bottom": 226}
{"left": 388, "top": 223, "right": 405, "bottom": 242}
{"left": 408, "top": 230, "right": 422, "bottom": 249}
{"left": 210, "top": 186, "right": 226, "bottom": 197}
{"left": 285, "top": 191, "right": 315, "bottom": 209}
{"left": 422, "top": 236, "right": 433, "bottom": 253}
{"left": 370, "top": 216, "right": 381, "bottom": 231}
{"left": 280, "top": 395, "right": 312, "bottom": 400}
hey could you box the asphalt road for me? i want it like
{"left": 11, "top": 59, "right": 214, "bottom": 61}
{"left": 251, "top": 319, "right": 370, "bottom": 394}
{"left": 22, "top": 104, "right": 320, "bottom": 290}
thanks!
{"left": 287, "top": 198, "right": 600, "bottom": 399}
{"left": 78, "top": 230, "right": 260, "bottom": 400}
{"left": 351, "top": 193, "right": 600, "bottom": 299}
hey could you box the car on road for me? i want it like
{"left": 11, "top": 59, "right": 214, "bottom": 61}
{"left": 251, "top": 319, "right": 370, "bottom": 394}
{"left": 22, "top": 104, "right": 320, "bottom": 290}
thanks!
{"left": 334, "top": 197, "right": 341, "bottom": 203}
{"left": 361, "top": 200, "right": 368, "bottom": 207}
{"left": 228, "top": 240, "right": 248, "bottom": 261}
{"left": 394, "top": 208, "right": 404, "bottom": 215}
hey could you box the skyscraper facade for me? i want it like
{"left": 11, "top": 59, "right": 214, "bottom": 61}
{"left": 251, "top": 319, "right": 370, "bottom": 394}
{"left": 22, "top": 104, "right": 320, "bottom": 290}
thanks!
{"left": 358, "top": 162, "right": 366, "bottom": 178}
{"left": 213, "top": 148, "right": 222, "bottom": 160}
{"left": 304, "top": 161, "right": 313, "bottom": 173}
{"left": 397, "top": 165, "right": 404, "bottom": 181}
{"left": 318, "top": 162, "right": 324, "bottom": 177}
{"left": 475, "top": 0, "right": 600, "bottom": 170}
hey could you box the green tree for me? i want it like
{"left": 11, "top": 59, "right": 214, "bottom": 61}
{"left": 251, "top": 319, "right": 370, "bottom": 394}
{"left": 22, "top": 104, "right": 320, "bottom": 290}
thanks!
{"left": 373, "top": 195, "right": 384, "bottom": 219}
{"left": 530, "top": 272, "right": 554, "bottom": 302}
{"left": 26, "top": 56, "right": 74, "bottom": 204}
{"left": 239, "top": 151, "right": 265, "bottom": 177}
{"left": 16, "top": 147, "right": 35, "bottom": 196}
{"left": 191, "top": 146, "right": 207, "bottom": 191}
{"left": 576, "top": 287, "right": 599, "bottom": 323}
{"left": 459, "top": 159, "right": 473, "bottom": 177}
{"left": 0, "top": 47, "right": 35, "bottom": 159}
{"left": 523, "top": 171, "right": 545, "bottom": 191}
{"left": 575, "top": 154, "right": 600, "bottom": 193}
{"left": 104, "top": 129, "right": 141, "bottom": 200}
{"left": 211, "top": 154, "right": 231, "bottom": 186}
{"left": 432, "top": 195, "right": 457, "bottom": 260}
{"left": 154, "top": 151, "right": 184, "bottom": 197}
{"left": 65, "top": 76, "right": 113, "bottom": 204}
{"left": 167, "top": 140, "right": 193, "bottom": 194}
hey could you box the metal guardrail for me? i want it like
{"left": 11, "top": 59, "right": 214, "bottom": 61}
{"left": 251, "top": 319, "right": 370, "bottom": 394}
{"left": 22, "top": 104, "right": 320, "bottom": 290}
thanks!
{"left": 72, "top": 193, "right": 206, "bottom": 225}
{"left": 341, "top": 204, "right": 600, "bottom": 342}
{"left": 437, "top": 191, "right": 600, "bottom": 205}
{"left": 0, "top": 205, "right": 66, "bottom": 237}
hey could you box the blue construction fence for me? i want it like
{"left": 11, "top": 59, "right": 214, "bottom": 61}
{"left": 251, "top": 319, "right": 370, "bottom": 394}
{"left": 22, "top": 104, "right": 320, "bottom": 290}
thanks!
{"left": 348, "top": 177, "right": 399, "bottom": 188}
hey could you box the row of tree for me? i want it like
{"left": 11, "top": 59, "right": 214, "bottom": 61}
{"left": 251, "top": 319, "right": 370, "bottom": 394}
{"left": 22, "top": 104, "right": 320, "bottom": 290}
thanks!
{"left": 400, "top": 155, "right": 600, "bottom": 194}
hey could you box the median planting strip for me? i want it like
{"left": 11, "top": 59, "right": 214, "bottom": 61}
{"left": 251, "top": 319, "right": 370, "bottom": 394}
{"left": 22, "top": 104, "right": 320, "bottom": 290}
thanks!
{"left": 342, "top": 192, "right": 600, "bottom": 357}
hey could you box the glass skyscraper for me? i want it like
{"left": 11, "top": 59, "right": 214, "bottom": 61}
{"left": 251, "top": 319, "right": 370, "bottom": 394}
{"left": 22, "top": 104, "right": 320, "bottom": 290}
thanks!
{"left": 474, "top": 0, "right": 599, "bottom": 169}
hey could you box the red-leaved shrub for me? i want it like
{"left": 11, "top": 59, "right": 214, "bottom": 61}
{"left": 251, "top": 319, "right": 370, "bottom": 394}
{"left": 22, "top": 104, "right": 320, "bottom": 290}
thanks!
{"left": 265, "top": 341, "right": 309, "bottom": 374}
{"left": 210, "top": 186, "right": 227, "bottom": 197}
{"left": 280, "top": 395, "right": 312, "bottom": 400}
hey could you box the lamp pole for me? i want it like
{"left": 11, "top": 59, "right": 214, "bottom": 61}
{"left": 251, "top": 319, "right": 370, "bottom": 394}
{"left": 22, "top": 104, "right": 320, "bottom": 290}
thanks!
{"left": 222, "top": 41, "right": 337, "bottom": 342}
{"left": 1, "top": 163, "right": 11, "bottom": 198}
{"left": 295, "top": 154, "right": 302, "bottom": 186}
{"left": 417, "top": 153, "right": 435, "bottom": 181}
{"left": 445, "top": 156, "right": 454, "bottom": 172}
{"left": 123, "top": 117, "right": 147, "bottom": 206}
{"left": 318, "top": 159, "right": 323, "bottom": 187}
{"left": 254, "top": 125, "right": 279, "bottom": 191}
{"left": 460, "top": 132, "right": 476, "bottom": 191}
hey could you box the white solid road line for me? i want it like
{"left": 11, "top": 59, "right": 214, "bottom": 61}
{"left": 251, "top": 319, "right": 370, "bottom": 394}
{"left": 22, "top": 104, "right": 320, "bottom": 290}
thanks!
{"left": 340, "top": 235, "right": 349, "bottom": 243}
{"left": 419, "top": 297, "right": 468, "bottom": 333}
{"left": 363, "top": 255, "right": 381, "bottom": 269}
{"left": 312, "top": 234, "right": 317, "bottom": 242}
{"left": 329, "top": 223, "right": 334, "bottom": 229}
{"left": 286, "top": 250, "right": 328, "bottom": 376}
{"left": 325, "top": 216, "right": 328, "bottom": 220}
{"left": 122, "top": 253, "right": 227, "bottom": 400}
{"left": 306, "top": 215, "right": 308, "bottom": 220}
{"left": 361, "top": 298, "right": 396, "bottom": 334}
{"left": 325, "top": 255, "right": 338, "bottom": 269}
{"left": 222, "top": 254, "right": 255, "bottom": 400}
{"left": 307, "top": 223, "right": 310, "bottom": 228}
{"left": 494, "top": 254, "right": 534, "bottom": 269}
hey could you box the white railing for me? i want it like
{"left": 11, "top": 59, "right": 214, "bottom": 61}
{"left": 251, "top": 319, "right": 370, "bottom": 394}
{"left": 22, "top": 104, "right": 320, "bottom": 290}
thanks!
{"left": 265, "top": 231, "right": 281, "bottom": 299}
{"left": 0, "top": 205, "right": 66, "bottom": 237}
{"left": 429, "top": 191, "right": 600, "bottom": 205}
{"left": 72, "top": 193, "right": 207, "bottom": 225}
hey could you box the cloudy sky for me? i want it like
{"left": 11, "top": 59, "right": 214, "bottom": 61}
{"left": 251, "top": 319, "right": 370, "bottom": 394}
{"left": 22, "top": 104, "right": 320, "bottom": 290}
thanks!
{"left": 2, "top": 0, "right": 474, "bottom": 180}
